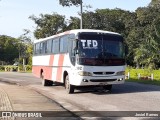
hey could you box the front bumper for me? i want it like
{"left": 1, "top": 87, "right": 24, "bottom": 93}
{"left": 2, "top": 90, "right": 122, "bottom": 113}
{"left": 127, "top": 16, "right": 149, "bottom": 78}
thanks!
{"left": 70, "top": 75, "right": 125, "bottom": 86}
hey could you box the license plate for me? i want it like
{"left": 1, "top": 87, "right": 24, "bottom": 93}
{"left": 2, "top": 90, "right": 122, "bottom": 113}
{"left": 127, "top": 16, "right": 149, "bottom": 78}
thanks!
{"left": 99, "top": 82, "right": 107, "bottom": 85}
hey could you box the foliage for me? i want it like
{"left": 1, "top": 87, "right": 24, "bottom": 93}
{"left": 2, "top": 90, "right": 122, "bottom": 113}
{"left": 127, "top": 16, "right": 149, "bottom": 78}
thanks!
{"left": 0, "top": 35, "right": 19, "bottom": 63}
{"left": 67, "top": 17, "right": 80, "bottom": 29}
{"left": 29, "top": 13, "right": 67, "bottom": 39}
{"left": 25, "top": 65, "right": 32, "bottom": 71}
{"left": 2, "top": 65, "right": 18, "bottom": 72}
{"left": 132, "top": 6, "right": 160, "bottom": 69}
{"left": 18, "top": 65, "right": 32, "bottom": 72}
{"left": 59, "top": 0, "right": 81, "bottom": 6}
{"left": 0, "top": 65, "right": 32, "bottom": 72}
{"left": 18, "top": 30, "right": 33, "bottom": 65}
{"left": 0, "top": 29, "right": 33, "bottom": 66}
{"left": 150, "top": 0, "right": 160, "bottom": 6}
{"left": 0, "top": 66, "right": 5, "bottom": 71}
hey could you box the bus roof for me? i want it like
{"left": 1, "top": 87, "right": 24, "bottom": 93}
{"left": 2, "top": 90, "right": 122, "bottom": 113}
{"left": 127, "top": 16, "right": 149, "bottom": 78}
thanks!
{"left": 34, "top": 29, "right": 121, "bottom": 43}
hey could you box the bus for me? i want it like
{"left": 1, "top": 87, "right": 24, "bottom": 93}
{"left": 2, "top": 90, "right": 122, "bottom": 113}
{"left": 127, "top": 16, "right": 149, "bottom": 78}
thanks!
{"left": 32, "top": 29, "right": 125, "bottom": 94}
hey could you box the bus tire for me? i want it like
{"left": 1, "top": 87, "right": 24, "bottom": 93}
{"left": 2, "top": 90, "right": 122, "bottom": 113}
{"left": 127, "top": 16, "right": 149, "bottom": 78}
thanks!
{"left": 65, "top": 75, "right": 74, "bottom": 94}
{"left": 42, "top": 79, "right": 53, "bottom": 86}
{"left": 103, "top": 85, "right": 112, "bottom": 91}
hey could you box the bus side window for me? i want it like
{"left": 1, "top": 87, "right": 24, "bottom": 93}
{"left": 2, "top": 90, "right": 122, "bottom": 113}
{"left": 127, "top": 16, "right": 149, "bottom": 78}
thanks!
{"left": 44, "top": 41, "right": 47, "bottom": 54}
{"left": 71, "top": 40, "right": 76, "bottom": 56}
{"left": 68, "top": 39, "right": 72, "bottom": 54}
{"left": 46, "top": 39, "right": 52, "bottom": 53}
{"left": 41, "top": 42, "right": 46, "bottom": 54}
{"left": 39, "top": 43, "right": 43, "bottom": 54}
{"left": 37, "top": 43, "right": 40, "bottom": 54}
{"left": 69, "top": 34, "right": 76, "bottom": 57}
{"left": 69, "top": 34, "right": 76, "bottom": 65}
{"left": 52, "top": 37, "right": 59, "bottom": 54}
{"left": 34, "top": 44, "right": 36, "bottom": 55}
{"left": 60, "top": 35, "right": 68, "bottom": 53}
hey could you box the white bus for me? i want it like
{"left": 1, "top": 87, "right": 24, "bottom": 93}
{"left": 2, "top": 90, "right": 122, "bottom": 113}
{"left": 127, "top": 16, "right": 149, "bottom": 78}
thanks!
{"left": 32, "top": 29, "right": 125, "bottom": 94}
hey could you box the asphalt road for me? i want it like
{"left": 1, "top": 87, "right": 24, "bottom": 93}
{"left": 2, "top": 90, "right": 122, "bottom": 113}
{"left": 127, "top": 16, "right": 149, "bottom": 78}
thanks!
{"left": 0, "top": 72, "right": 160, "bottom": 120}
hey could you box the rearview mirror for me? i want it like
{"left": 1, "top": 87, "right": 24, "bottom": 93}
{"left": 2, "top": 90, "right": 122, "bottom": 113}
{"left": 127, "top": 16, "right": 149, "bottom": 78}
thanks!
{"left": 72, "top": 39, "right": 79, "bottom": 55}
{"left": 73, "top": 39, "right": 78, "bottom": 50}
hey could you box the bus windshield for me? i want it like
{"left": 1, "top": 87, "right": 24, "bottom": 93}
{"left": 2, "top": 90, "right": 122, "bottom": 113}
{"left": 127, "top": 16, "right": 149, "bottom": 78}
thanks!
{"left": 77, "top": 32, "right": 125, "bottom": 66}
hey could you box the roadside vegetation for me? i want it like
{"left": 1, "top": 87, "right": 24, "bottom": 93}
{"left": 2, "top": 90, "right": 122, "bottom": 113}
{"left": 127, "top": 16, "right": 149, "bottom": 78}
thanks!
{"left": 0, "top": 29, "right": 32, "bottom": 72}
{"left": 125, "top": 67, "right": 160, "bottom": 86}
{"left": 0, "top": 65, "right": 32, "bottom": 72}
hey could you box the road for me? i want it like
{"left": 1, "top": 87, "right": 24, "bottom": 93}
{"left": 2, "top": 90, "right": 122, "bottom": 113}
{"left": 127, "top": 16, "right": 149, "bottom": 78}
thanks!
{"left": 0, "top": 72, "right": 160, "bottom": 120}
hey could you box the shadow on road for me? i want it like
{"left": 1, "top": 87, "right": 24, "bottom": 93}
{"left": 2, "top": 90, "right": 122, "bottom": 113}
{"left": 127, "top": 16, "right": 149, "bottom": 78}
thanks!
{"left": 111, "top": 82, "right": 160, "bottom": 94}
{"left": 72, "top": 82, "right": 160, "bottom": 95}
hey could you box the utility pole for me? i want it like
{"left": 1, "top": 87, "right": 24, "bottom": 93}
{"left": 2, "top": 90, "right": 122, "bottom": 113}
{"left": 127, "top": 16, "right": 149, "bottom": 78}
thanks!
{"left": 80, "top": 0, "right": 83, "bottom": 29}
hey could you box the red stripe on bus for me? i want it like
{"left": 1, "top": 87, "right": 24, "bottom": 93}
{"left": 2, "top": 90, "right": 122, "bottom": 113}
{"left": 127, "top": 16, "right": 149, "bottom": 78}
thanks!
{"left": 49, "top": 55, "right": 54, "bottom": 66}
{"left": 56, "top": 54, "right": 64, "bottom": 82}
{"left": 46, "top": 55, "right": 54, "bottom": 80}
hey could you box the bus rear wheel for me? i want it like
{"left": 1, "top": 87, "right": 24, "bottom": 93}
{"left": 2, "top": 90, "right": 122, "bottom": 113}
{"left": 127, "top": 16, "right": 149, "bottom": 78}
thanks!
{"left": 65, "top": 75, "right": 74, "bottom": 94}
{"left": 42, "top": 79, "right": 53, "bottom": 86}
{"left": 41, "top": 72, "right": 53, "bottom": 86}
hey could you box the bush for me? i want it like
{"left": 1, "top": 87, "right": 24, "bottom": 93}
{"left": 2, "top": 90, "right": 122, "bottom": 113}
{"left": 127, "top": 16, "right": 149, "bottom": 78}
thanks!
{"left": 0, "top": 66, "right": 5, "bottom": 71}
{"left": 0, "top": 65, "right": 32, "bottom": 72}
{"left": 25, "top": 65, "right": 32, "bottom": 71}
{"left": 153, "top": 70, "right": 160, "bottom": 80}
{"left": 18, "top": 65, "right": 32, "bottom": 72}
{"left": 3, "top": 65, "right": 18, "bottom": 72}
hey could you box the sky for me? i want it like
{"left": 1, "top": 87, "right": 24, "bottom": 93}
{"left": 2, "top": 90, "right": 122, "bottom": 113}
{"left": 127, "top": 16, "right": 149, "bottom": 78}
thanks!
{"left": 0, "top": 0, "right": 151, "bottom": 39}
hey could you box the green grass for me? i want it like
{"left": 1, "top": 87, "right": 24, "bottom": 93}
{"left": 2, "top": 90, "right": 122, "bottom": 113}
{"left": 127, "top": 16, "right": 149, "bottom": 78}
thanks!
{"left": 126, "top": 68, "right": 160, "bottom": 80}
{"left": 125, "top": 68, "right": 160, "bottom": 86}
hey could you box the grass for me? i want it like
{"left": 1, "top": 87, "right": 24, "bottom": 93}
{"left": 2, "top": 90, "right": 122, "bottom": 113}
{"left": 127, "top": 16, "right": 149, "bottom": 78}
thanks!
{"left": 125, "top": 68, "right": 160, "bottom": 86}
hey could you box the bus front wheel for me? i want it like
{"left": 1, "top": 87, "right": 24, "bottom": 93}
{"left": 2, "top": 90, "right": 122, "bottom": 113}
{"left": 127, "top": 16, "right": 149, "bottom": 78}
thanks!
{"left": 65, "top": 75, "right": 74, "bottom": 94}
{"left": 103, "top": 85, "right": 112, "bottom": 91}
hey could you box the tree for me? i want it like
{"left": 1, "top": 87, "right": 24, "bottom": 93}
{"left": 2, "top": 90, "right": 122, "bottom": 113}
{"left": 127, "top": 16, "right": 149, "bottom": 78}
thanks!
{"left": 18, "top": 29, "right": 33, "bottom": 65}
{"left": 0, "top": 35, "right": 19, "bottom": 64}
{"left": 59, "top": 0, "right": 81, "bottom": 6}
{"left": 150, "top": 0, "right": 160, "bottom": 6}
{"left": 29, "top": 13, "right": 66, "bottom": 39}
{"left": 67, "top": 16, "right": 80, "bottom": 29}
{"left": 59, "top": 0, "right": 83, "bottom": 29}
{"left": 132, "top": 5, "right": 160, "bottom": 69}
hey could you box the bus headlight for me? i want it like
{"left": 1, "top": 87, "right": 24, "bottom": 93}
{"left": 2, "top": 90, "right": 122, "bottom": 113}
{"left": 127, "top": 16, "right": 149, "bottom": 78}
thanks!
{"left": 78, "top": 71, "right": 92, "bottom": 76}
{"left": 116, "top": 71, "right": 125, "bottom": 75}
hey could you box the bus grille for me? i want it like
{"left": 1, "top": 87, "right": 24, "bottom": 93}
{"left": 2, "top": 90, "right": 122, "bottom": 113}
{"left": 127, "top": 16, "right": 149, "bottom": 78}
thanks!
{"left": 90, "top": 79, "right": 117, "bottom": 82}
{"left": 93, "top": 72, "right": 114, "bottom": 75}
